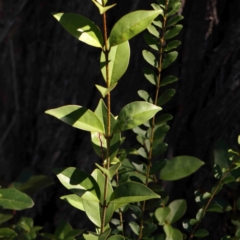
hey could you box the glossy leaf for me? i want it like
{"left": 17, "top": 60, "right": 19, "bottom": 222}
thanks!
{"left": 144, "top": 33, "right": 160, "bottom": 51}
{"left": 143, "top": 68, "right": 157, "bottom": 85}
{"left": 95, "top": 84, "right": 117, "bottom": 98}
{"left": 166, "top": 15, "right": 184, "bottom": 28}
{"left": 110, "top": 181, "right": 160, "bottom": 204}
{"left": 0, "top": 188, "right": 34, "bottom": 210}
{"left": 157, "top": 89, "right": 176, "bottom": 106}
{"left": 162, "top": 51, "right": 178, "bottom": 69}
{"left": 0, "top": 228, "right": 17, "bottom": 239}
{"left": 143, "top": 50, "right": 158, "bottom": 68}
{"left": 53, "top": 13, "right": 103, "bottom": 48}
{"left": 155, "top": 207, "right": 170, "bottom": 225}
{"left": 147, "top": 24, "right": 159, "bottom": 38}
{"left": 60, "top": 194, "right": 84, "bottom": 211}
{"left": 165, "top": 25, "right": 183, "bottom": 39}
{"left": 108, "top": 236, "right": 125, "bottom": 240}
{"left": 194, "top": 229, "right": 209, "bottom": 238}
{"left": 114, "top": 101, "right": 161, "bottom": 132}
{"left": 159, "top": 156, "right": 204, "bottom": 180}
{"left": 161, "top": 75, "right": 178, "bottom": 86}
{"left": 167, "top": 2, "right": 181, "bottom": 17}
{"left": 167, "top": 199, "right": 187, "bottom": 224}
{"left": 92, "top": 1, "right": 116, "bottom": 14}
{"left": 109, "top": 10, "right": 162, "bottom": 46}
{"left": 53, "top": 167, "right": 100, "bottom": 202}
{"left": 129, "top": 222, "right": 140, "bottom": 235}
{"left": 100, "top": 41, "right": 130, "bottom": 86}
{"left": 152, "top": 142, "right": 168, "bottom": 157}
{"left": 138, "top": 90, "right": 152, "bottom": 103}
{"left": 164, "top": 40, "right": 181, "bottom": 52}
{"left": 164, "top": 225, "right": 183, "bottom": 240}
{"left": 45, "top": 105, "right": 104, "bottom": 133}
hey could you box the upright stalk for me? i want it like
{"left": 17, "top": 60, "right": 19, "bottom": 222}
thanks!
{"left": 138, "top": 1, "right": 169, "bottom": 239}
{"left": 100, "top": 4, "right": 111, "bottom": 233}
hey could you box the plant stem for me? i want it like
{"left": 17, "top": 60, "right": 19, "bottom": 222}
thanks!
{"left": 100, "top": 4, "right": 111, "bottom": 233}
{"left": 138, "top": 2, "right": 169, "bottom": 239}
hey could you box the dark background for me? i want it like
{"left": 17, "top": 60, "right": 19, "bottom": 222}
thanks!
{"left": 1, "top": 0, "right": 240, "bottom": 238}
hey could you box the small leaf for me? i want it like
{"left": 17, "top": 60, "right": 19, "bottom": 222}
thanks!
{"left": 143, "top": 50, "right": 158, "bottom": 68}
{"left": 144, "top": 33, "right": 160, "bottom": 51}
{"left": 161, "top": 75, "right": 178, "bottom": 86}
{"left": 95, "top": 84, "right": 117, "bottom": 98}
{"left": 157, "top": 89, "right": 176, "bottom": 106}
{"left": 110, "top": 182, "right": 160, "bottom": 204}
{"left": 100, "top": 41, "right": 130, "bottom": 86}
{"left": 0, "top": 188, "right": 34, "bottom": 210}
{"left": 163, "top": 225, "right": 183, "bottom": 240}
{"left": 138, "top": 147, "right": 148, "bottom": 159}
{"left": 166, "top": 15, "right": 184, "bottom": 28}
{"left": 83, "top": 232, "right": 98, "bottom": 240}
{"left": 167, "top": 2, "right": 181, "bottom": 17}
{"left": 53, "top": 167, "right": 100, "bottom": 202}
{"left": 95, "top": 162, "right": 121, "bottom": 180}
{"left": 0, "top": 228, "right": 17, "bottom": 239}
{"left": 194, "top": 229, "right": 209, "bottom": 238}
{"left": 196, "top": 208, "right": 204, "bottom": 221}
{"left": 53, "top": 13, "right": 103, "bottom": 48}
{"left": 129, "top": 222, "right": 140, "bottom": 235}
{"left": 0, "top": 212, "right": 13, "bottom": 224}
{"left": 143, "top": 68, "right": 157, "bottom": 85}
{"left": 142, "top": 223, "right": 157, "bottom": 237}
{"left": 108, "top": 235, "right": 125, "bottom": 240}
{"left": 109, "top": 10, "right": 162, "bottom": 46}
{"left": 113, "top": 102, "right": 161, "bottom": 132}
{"left": 167, "top": 199, "right": 187, "bottom": 224}
{"left": 159, "top": 156, "right": 204, "bottom": 181}
{"left": 92, "top": 1, "right": 116, "bottom": 14}
{"left": 165, "top": 25, "right": 183, "bottom": 40}
{"left": 155, "top": 114, "right": 173, "bottom": 125}
{"left": 45, "top": 105, "right": 104, "bottom": 133}
{"left": 164, "top": 40, "right": 181, "bottom": 52}
{"left": 138, "top": 90, "right": 152, "bottom": 103}
{"left": 162, "top": 51, "right": 178, "bottom": 69}
{"left": 155, "top": 207, "right": 170, "bottom": 225}
{"left": 147, "top": 24, "right": 159, "bottom": 38}
{"left": 60, "top": 194, "right": 84, "bottom": 211}
{"left": 151, "top": 3, "right": 162, "bottom": 10}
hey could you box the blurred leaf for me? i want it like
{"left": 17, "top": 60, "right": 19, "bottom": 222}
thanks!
{"left": 155, "top": 207, "right": 170, "bottom": 225}
{"left": 162, "top": 51, "right": 178, "bottom": 69}
{"left": 161, "top": 75, "right": 178, "bottom": 86}
{"left": 0, "top": 228, "right": 17, "bottom": 239}
{"left": 45, "top": 105, "right": 104, "bottom": 133}
{"left": 53, "top": 13, "right": 103, "bottom": 48}
{"left": 144, "top": 33, "right": 160, "bottom": 51}
{"left": 129, "top": 222, "right": 140, "bottom": 235}
{"left": 166, "top": 15, "right": 184, "bottom": 28}
{"left": 109, "top": 10, "right": 162, "bottom": 46}
{"left": 164, "top": 40, "right": 181, "bottom": 52}
{"left": 0, "top": 211, "right": 13, "bottom": 224}
{"left": 159, "top": 156, "right": 204, "bottom": 181}
{"left": 167, "top": 199, "right": 187, "bottom": 224}
{"left": 194, "top": 229, "right": 209, "bottom": 238}
{"left": 0, "top": 188, "right": 34, "bottom": 210}
{"left": 157, "top": 89, "right": 176, "bottom": 106}
{"left": 142, "top": 223, "right": 157, "bottom": 237}
{"left": 163, "top": 225, "right": 183, "bottom": 240}
{"left": 92, "top": 1, "right": 116, "bottom": 14}
{"left": 155, "top": 114, "right": 173, "bottom": 125}
{"left": 100, "top": 41, "right": 130, "bottom": 86}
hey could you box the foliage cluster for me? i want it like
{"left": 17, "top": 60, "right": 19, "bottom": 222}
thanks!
{"left": 1, "top": 0, "right": 240, "bottom": 239}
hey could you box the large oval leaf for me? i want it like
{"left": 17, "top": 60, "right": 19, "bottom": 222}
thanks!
{"left": 0, "top": 188, "right": 34, "bottom": 210}
{"left": 109, "top": 10, "right": 162, "bottom": 46}
{"left": 159, "top": 156, "right": 204, "bottom": 181}
{"left": 100, "top": 41, "right": 130, "bottom": 86}
{"left": 45, "top": 105, "right": 104, "bottom": 133}
{"left": 53, "top": 13, "right": 103, "bottom": 48}
{"left": 110, "top": 182, "right": 160, "bottom": 204}
{"left": 113, "top": 101, "right": 161, "bottom": 132}
{"left": 53, "top": 167, "right": 100, "bottom": 202}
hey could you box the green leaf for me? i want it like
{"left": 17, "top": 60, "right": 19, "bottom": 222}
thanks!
{"left": 100, "top": 41, "right": 130, "bottom": 86}
{"left": 0, "top": 228, "right": 17, "bottom": 239}
{"left": 167, "top": 199, "right": 187, "bottom": 224}
{"left": 95, "top": 162, "right": 121, "bottom": 180}
{"left": 99, "top": 228, "right": 111, "bottom": 240}
{"left": 129, "top": 222, "right": 140, "bottom": 235}
{"left": 163, "top": 225, "right": 183, "bottom": 240}
{"left": 113, "top": 102, "right": 161, "bottom": 132}
{"left": 147, "top": 24, "right": 159, "bottom": 38}
{"left": 45, "top": 105, "right": 104, "bottom": 133}
{"left": 109, "top": 10, "right": 162, "bottom": 46}
{"left": 143, "top": 68, "right": 157, "bottom": 85}
{"left": 167, "top": 2, "right": 181, "bottom": 17}
{"left": 196, "top": 208, "right": 204, "bottom": 221}
{"left": 0, "top": 212, "right": 13, "bottom": 224}
{"left": 53, "top": 167, "right": 100, "bottom": 202}
{"left": 83, "top": 232, "right": 99, "bottom": 240}
{"left": 138, "top": 90, "right": 153, "bottom": 103}
{"left": 155, "top": 207, "right": 170, "bottom": 225}
{"left": 108, "top": 236, "right": 125, "bottom": 240}
{"left": 159, "top": 156, "right": 204, "bottom": 180}
{"left": 144, "top": 33, "right": 160, "bottom": 51}
{"left": 157, "top": 89, "right": 176, "bottom": 106}
{"left": 110, "top": 182, "right": 160, "bottom": 204}
{"left": 161, "top": 75, "right": 178, "bottom": 87}
{"left": 95, "top": 84, "right": 117, "bottom": 98}
{"left": 60, "top": 194, "right": 84, "bottom": 211}
{"left": 92, "top": 1, "right": 116, "bottom": 14}
{"left": 162, "top": 51, "right": 178, "bottom": 69}
{"left": 143, "top": 50, "right": 158, "bottom": 68}
{"left": 151, "top": 3, "right": 162, "bottom": 11}
{"left": 165, "top": 25, "right": 183, "bottom": 40}
{"left": 166, "top": 15, "right": 184, "bottom": 28}
{"left": 142, "top": 223, "right": 157, "bottom": 237}
{"left": 164, "top": 40, "right": 181, "bottom": 52}
{"left": 194, "top": 229, "right": 209, "bottom": 238}
{"left": 0, "top": 188, "right": 34, "bottom": 210}
{"left": 53, "top": 13, "right": 103, "bottom": 48}
{"left": 54, "top": 221, "right": 74, "bottom": 240}
{"left": 155, "top": 114, "right": 173, "bottom": 125}
{"left": 214, "top": 140, "right": 230, "bottom": 171}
